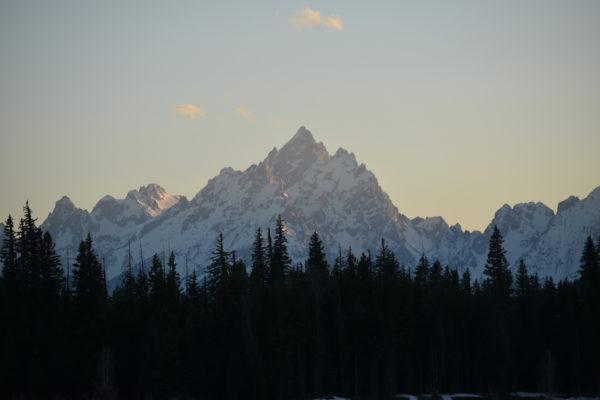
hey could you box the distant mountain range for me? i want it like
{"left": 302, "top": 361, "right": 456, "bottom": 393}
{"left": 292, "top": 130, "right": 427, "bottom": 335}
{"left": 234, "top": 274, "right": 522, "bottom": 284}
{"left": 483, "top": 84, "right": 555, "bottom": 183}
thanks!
{"left": 4, "top": 127, "right": 598, "bottom": 282}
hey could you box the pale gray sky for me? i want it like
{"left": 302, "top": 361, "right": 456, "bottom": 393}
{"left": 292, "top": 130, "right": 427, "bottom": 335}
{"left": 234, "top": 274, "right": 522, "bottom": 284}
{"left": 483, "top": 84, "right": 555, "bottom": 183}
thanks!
{"left": 1, "top": 1, "right": 599, "bottom": 231}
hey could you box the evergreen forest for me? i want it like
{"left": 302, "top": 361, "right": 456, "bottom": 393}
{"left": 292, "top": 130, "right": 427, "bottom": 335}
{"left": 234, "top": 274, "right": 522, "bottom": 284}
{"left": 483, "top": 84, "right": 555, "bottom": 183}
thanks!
{"left": 1, "top": 203, "right": 599, "bottom": 399}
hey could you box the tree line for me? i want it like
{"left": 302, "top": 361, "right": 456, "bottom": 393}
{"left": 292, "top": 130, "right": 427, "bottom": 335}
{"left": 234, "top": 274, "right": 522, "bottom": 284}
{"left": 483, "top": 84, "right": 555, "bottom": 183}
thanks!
{"left": 0, "top": 203, "right": 599, "bottom": 399}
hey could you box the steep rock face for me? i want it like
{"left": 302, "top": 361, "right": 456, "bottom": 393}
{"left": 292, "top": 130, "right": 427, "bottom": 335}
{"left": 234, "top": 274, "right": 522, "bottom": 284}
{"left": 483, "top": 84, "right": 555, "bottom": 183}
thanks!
{"left": 92, "top": 195, "right": 149, "bottom": 227}
{"left": 126, "top": 184, "right": 183, "bottom": 217}
{"left": 38, "top": 127, "right": 599, "bottom": 282}
{"left": 428, "top": 224, "right": 485, "bottom": 273}
{"left": 530, "top": 187, "right": 600, "bottom": 279}
{"left": 42, "top": 196, "right": 97, "bottom": 250}
{"left": 264, "top": 126, "right": 330, "bottom": 187}
{"left": 91, "top": 183, "right": 182, "bottom": 228}
{"left": 485, "top": 202, "right": 555, "bottom": 270}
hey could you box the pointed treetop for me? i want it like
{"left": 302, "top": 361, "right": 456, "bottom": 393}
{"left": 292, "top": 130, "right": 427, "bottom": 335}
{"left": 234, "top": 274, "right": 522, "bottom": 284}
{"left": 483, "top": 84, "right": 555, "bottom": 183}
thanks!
{"left": 483, "top": 225, "right": 512, "bottom": 296}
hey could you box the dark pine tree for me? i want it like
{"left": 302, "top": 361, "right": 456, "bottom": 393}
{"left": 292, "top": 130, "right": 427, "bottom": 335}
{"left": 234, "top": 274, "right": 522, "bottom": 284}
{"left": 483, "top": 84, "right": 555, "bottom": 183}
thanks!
{"left": 357, "top": 251, "right": 374, "bottom": 284}
{"left": 0, "top": 215, "right": 19, "bottom": 288}
{"left": 579, "top": 236, "right": 598, "bottom": 287}
{"left": 71, "top": 233, "right": 107, "bottom": 396}
{"left": 165, "top": 251, "right": 181, "bottom": 305}
{"left": 270, "top": 215, "right": 291, "bottom": 286}
{"left": 375, "top": 238, "right": 399, "bottom": 281}
{"left": 109, "top": 244, "right": 141, "bottom": 397}
{"left": 185, "top": 269, "right": 201, "bottom": 303}
{"left": 148, "top": 253, "right": 166, "bottom": 303}
{"left": 429, "top": 260, "right": 443, "bottom": 287}
{"left": 115, "top": 242, "right": 137, "bottom": 304}
{"left": 39, "top": 231, "right": 64, "bottom": 299}
{"left": 483, "top": 225, "right": 513, "bottom": 297}
{"left": 0, "top": 214, "right": 27, "bottom": 396}
{"left": 304, "top": 232, "right": 330, "bottom": 395}
{"left": 250, "top": 227, "right": 269, "bottom": 290}
{"left": 415, "top": 253, "right": 430, "bottom": 287}
{"left": 306, "top": 232, "right": 329, "bottom": 283}
{"left": 73, "top": 234, "right": 107, "bottom": 311}
{"left": 513, "top": 258, "right": 543, "bottom": 391}
{"left": 332, "top": 246, "right": 345, "bottom": 281}
{"left": 577, "top": 236, "right": 600, "bottom": 392}
{"left": 481, "top": 225, "right": 514, "bottom": 394}
{"left": 374, "top": 238, "right": 401, "bottom": 397}
{"left": 460, "top": 269, "right": 472, "bottom": 295}
{"left": 207, "top": 233, "right": 231, "bottom": 307}
{"left": 136, "top": 258, "right": 149, "bottom": 303}
{"left": 515, "top": 258, "right": 529, "bottom": 299}
{"left": 18, "top": 202, "right": 42, "bottom": 294}
{"left": 266, "top": 227, "right": 273, "bottom": 268}
{"left": 343, "top": 247, "right": 358, "bottom": 281}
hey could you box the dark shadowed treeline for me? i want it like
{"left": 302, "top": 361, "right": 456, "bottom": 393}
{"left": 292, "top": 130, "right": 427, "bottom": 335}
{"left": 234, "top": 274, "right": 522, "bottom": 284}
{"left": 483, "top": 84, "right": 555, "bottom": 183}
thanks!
{"left": 1, "top": 205, "right": 599, "bottom": 399}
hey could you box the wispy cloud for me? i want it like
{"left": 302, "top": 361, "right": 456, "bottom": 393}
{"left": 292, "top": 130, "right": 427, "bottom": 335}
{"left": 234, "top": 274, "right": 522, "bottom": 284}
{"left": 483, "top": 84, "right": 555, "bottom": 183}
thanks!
{"left": 234, "top": 108, "right": 256, "bottom": 123}
{"left": 173, "top": 104, "right": 204, "bottom": 118}
{"left": 289, "top": 8, "right": 343, "bottom": 31}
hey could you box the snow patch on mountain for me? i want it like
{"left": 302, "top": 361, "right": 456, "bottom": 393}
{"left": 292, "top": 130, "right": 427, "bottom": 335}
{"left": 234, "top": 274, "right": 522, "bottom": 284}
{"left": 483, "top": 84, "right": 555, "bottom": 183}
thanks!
{"left": 126, "top": 184, "right": 182, "bottom": 217}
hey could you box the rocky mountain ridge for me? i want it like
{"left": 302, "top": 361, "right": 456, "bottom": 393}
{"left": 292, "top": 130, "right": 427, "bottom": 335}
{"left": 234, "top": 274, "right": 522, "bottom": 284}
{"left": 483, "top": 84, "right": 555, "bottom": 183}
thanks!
{"left": 31, "top": 127, "right": 600, "bottom": 281}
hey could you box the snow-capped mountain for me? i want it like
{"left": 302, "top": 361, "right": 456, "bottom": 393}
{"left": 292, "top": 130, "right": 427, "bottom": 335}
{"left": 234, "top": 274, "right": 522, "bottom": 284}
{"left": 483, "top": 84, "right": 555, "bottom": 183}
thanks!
{"left": 527, "top": 188, "right": 600, "bottom": 278}
{"left": 126, "top": 184, "right": 183, "bottom": 217}
{"left": 37, "top": 127, "right": 599, "bottom": 281}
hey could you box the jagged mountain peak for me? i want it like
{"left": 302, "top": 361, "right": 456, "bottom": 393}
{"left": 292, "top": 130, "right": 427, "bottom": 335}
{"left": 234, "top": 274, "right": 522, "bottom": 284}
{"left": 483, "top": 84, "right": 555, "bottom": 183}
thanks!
{"left": 43, "top": 195, "right": 95, "bottom": 249}
{"left": 263, "top": 127, "right": 331, "bottom": 187}
{"left": 277, "top": 127, "right": 329, "bottom": 159}
{"left": 48, "top": 196, "right": 87, "bottom": 222}
{"left": 491, "top": 201, "right": 552, "bottom": 221}
{"left": 97, "top": 194, "right": 116, "bottom": 203}
{"left": 290, "top": 125, "right": 313, "bottom": 141}
{"left": 217, "top": 167, "right": 240, "bottom": 176}
{"left": 91, "top": 194, "right": 138, "bottom": 220}
{"left": 333, "top": 147, "right": 357, "bottom": 164}
{"left": 54, "top": 195, "right": 77, "bottom": 211}
{"left": 126, "top": 183, "right": 182, "bottom": 217}
{"left": 554, "top": 186, "right": 600, "bottom": 217}
{"left": 513, "top": 202, "right": 555, "bottom": 224}
{"left": 557, "top": 195, "right": 581, "bottom": 214}
{"left": 413, "top": 216, "right": 448, "bottom": 230}
{"left": 584, "top": 185, "right": 600, "bottom": 203}
{"left": 496, "top": 203, "right": 512, "bottom": 215}
{"left": 126, "top": 183, "right": 166, "bottom": 200}
{"left": 449, "top": 223, "right": 463, "bottom": 233}
{"left": 489, "top": 201, "right": 554, "bottom": 235}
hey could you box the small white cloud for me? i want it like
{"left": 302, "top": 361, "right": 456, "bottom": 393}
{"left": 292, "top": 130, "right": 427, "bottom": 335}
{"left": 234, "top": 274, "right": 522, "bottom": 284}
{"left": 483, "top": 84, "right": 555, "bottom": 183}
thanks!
{"left": 289, "top": 8, "right": 344, "bottom": 31}
{"left": 173, "top": 104, "right": 204, "bottom": 118}
{"left": 321, "top": 15, "right": 343, "bottom": 31}
{"left": 234, "top": 108, "right": 256, "bottom": 123}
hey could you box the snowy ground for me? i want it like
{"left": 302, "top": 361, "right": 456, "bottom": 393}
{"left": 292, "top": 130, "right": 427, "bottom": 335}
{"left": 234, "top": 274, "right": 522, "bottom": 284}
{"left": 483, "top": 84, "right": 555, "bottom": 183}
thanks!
{"left": 314, "top": 394, "right": 600, "bottom": 400}
{"left": 397, "top": 394, "right": 482, "bottom": 400}
{"left": 511, "top": 394, "right": 600, "bottom": 400}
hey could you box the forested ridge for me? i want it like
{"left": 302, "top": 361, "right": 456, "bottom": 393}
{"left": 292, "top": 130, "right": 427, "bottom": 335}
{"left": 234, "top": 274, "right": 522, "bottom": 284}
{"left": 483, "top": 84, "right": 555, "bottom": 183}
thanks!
{"left": 1, "top": 203, "right": 599, "bottom": 400}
